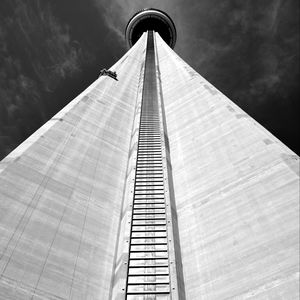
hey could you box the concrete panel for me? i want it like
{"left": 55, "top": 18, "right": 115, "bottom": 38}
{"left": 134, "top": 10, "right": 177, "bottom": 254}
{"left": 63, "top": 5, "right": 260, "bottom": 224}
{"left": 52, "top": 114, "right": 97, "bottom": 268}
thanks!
{"left": 156, "top": 33, "right": 299, "bottom": 299}
{"left": 0, "top": 36, "right": 147, "bottom": 299}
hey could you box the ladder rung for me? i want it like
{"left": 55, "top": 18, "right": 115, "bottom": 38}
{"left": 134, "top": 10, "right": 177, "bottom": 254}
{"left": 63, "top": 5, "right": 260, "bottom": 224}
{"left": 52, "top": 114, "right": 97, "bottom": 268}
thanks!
{"left": 131, "top": 231, "right": 167, "bottom": 234}
{"left": 130, "top": 243, "right": 168, "bottom": 247}
{"left": 127, "top": 282, "right": 169, "bottom": 285}
{"left": 132, "top": 223, "right": 166, "bottom": 227}
{"left": 133, "top": 206, "right": 165, "bottom": 209}
{"left": 133, "top": 212, "right": 166, "bottom": 216}
{"left": 137, "top": 159, "right": 162, "bottom": 161}
{"left": 133, "top": 197, "right": 165, "bottom": 200}
{"left": 127, "top": 273, "right": 169, "bottom": 276}
{"left": 134, "top": 202, "right": 165, "bottom": 205}
{"left": 133, "top": 206, "right": 165, "bottom": 210}
{"left": 134, "top": 185, "right": 164, "bottom": 188}
{"left": 132, "top": 217, "right": 166, "bottom": 220}
{"left": 134, "top": 200, "right": 165, "bottom": 203}
{"left": 136, "top": 162, "right": 163, "bottom": 165}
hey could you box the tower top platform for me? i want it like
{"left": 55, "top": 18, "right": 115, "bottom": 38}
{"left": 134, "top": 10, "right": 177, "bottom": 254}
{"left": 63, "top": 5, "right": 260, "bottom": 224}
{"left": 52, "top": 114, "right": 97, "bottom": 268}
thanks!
{"left": 125, "top": 8, "right": 177, "bottom": 49}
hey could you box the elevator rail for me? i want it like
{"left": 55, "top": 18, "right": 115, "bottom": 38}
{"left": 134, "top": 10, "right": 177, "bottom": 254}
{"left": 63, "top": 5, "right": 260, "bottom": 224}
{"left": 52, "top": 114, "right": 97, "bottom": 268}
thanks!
{"left": 125, "top": 31, "right": 171, "bottom": 299}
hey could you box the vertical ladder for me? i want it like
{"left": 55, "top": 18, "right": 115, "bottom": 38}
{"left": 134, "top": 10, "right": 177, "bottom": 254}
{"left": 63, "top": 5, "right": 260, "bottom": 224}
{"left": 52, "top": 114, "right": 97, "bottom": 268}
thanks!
{"left": 125, "top": 31, "right": 171, "bottom": 299}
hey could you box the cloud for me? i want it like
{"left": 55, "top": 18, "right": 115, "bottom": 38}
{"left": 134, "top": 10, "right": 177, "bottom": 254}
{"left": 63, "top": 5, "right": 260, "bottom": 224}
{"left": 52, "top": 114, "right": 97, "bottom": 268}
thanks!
{"left": 0, "top": 0, "right": 86, "bottom": 157}
{"left": 91, "top": 0, "right": 182, "bottom": 45}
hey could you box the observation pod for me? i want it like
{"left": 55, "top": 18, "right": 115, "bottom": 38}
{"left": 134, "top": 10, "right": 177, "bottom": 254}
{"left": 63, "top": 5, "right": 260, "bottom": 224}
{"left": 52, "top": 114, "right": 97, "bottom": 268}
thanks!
{"left": 125, "top": 8, "right": 177, "bottom": 49}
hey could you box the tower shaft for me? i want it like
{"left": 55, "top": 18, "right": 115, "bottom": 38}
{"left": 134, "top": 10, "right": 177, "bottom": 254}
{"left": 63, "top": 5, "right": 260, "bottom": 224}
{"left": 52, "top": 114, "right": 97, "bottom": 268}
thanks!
{"left": 0, "top": 11, "right": 299, "bottom": 299}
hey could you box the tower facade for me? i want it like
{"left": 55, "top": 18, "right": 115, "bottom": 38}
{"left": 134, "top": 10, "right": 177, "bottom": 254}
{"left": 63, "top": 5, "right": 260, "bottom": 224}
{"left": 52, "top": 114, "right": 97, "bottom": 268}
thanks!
{"left": 0, "top": 8, "right": 299, "bottom": 300}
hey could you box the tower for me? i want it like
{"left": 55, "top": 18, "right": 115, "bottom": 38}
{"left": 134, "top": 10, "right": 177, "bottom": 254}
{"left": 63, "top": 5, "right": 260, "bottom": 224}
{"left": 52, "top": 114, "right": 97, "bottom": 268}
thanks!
{"left": 0, "top": 7, "right": 299, "bottom": 300}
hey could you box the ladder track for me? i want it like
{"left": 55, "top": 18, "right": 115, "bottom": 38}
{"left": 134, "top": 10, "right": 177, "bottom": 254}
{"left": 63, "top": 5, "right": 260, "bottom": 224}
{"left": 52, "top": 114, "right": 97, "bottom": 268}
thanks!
{"left": 125, "top": 31, "right": 172, "bottom": 299}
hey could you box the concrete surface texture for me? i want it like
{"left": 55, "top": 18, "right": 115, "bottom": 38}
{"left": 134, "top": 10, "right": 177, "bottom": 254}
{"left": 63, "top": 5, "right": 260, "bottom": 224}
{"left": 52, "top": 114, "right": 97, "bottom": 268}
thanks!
{"left": 155, "top": 33, "right": 299, "bottom": 299}
{"left": 0, "top": 28, "right": 299, "bottom": 300}
{"left": 0, "top": 35, "right": 147, "bottom": 299}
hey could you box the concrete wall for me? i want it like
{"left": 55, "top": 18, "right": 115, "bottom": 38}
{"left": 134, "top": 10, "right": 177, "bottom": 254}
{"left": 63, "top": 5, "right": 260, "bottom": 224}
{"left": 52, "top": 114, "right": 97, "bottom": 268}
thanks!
{"left": 156, "top": 33, "right": 299, "bottom": 299}
{"left": 0, "top": 36, "right": 146, "bottom": 299}
{"left": 1, "top": 29, "right": 298, "bottom": 300}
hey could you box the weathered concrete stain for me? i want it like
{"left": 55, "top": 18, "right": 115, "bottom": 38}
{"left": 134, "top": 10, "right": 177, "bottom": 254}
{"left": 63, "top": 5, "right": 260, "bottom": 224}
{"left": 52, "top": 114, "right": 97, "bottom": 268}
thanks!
{"left": 203, "top": 84, "right": 218, "bottom": 95}
{"left": 281, "top": 153, "right": 300, "bottom": 176}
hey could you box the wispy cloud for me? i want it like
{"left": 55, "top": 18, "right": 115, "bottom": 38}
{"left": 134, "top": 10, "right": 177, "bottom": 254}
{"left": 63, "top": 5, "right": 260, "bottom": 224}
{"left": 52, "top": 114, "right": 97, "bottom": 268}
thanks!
{"left": 0, "top": 0, "right": 85, "bottom": 157}
{"left": 91, "top": 0, "right": 181, "bottom": 45}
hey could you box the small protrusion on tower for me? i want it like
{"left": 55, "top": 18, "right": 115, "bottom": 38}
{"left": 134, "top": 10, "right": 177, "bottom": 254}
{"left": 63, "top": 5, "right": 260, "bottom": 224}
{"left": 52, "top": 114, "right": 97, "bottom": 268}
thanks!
{"left": 99, "top": 69, "right": 118, "bottom": 80}
{"left": 125, "top": 8, "right": 177, "bottom": 49}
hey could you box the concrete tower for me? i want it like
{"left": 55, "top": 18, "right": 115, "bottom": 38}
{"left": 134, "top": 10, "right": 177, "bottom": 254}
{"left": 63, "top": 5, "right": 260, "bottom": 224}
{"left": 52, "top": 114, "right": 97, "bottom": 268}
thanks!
{"left": 0, "top": 8, "right": 299, "bottom": 300}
